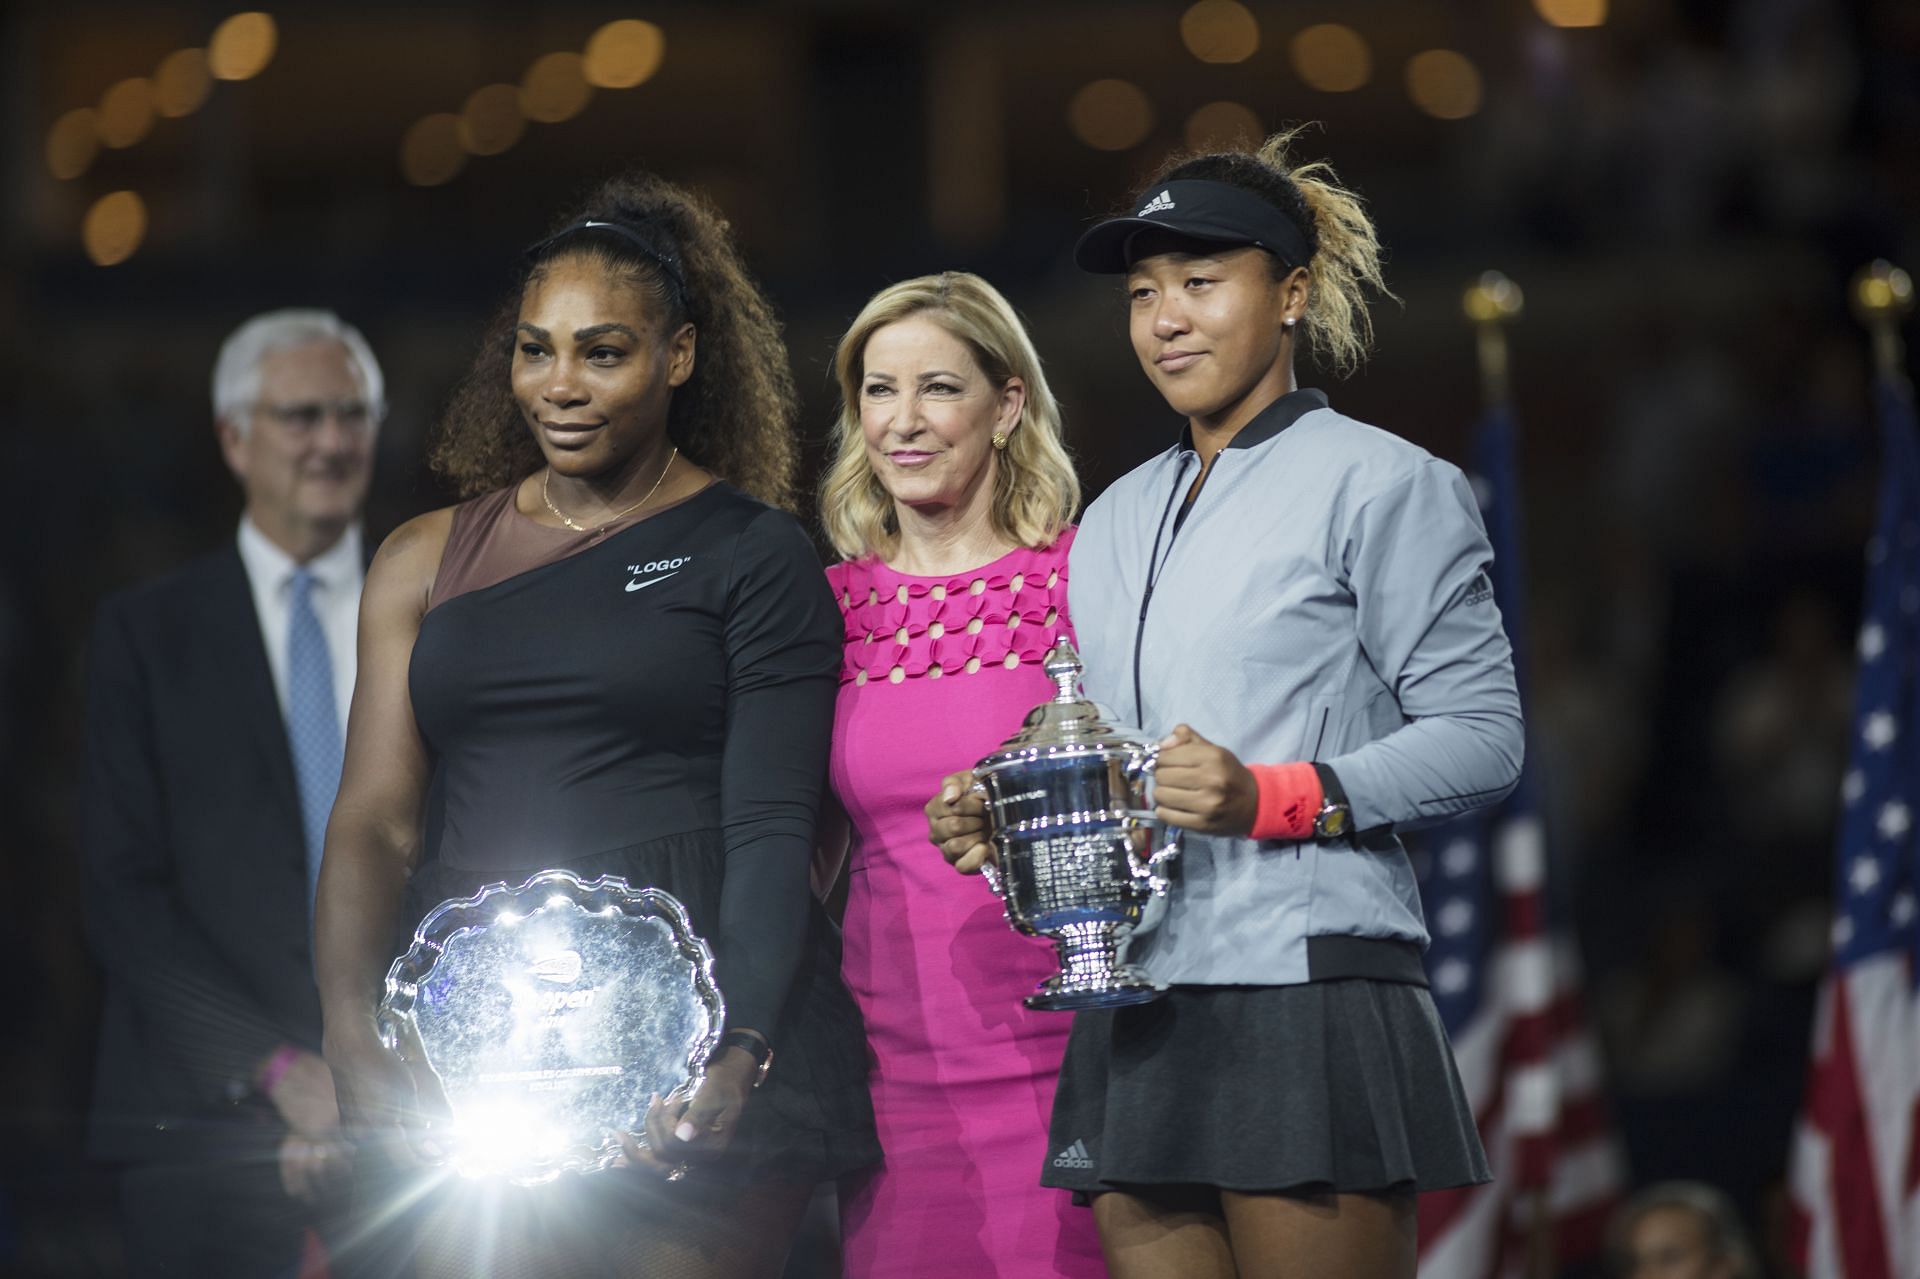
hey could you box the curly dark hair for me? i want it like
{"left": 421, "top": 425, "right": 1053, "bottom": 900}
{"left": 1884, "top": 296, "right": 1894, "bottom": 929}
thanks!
{"left": 429, "top": 171, "right": 800, "bottom": 507}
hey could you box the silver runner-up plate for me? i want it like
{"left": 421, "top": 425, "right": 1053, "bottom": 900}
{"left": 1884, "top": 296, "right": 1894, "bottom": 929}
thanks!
{"left": 378, "top": 869, "right": 724, "bottom": 1184}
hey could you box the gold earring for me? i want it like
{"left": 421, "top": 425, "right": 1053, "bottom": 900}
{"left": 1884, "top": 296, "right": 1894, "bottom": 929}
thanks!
{"left": 992, "top": 431, "right": 1008, "bottom": 450}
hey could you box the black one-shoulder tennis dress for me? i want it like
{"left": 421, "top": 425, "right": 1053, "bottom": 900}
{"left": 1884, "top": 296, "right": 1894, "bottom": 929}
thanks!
{"left": 406, "top": 481, "right": 878, "bottom": 1182}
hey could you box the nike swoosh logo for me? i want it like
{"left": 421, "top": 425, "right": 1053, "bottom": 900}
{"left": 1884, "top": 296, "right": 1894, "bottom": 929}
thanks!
{"left": 625, "top": 571, "right": 681, "bottom": 592}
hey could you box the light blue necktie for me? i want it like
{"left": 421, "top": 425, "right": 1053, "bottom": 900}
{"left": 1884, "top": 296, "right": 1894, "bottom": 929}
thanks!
{"left": 286, "top": 567, "right": 343, "bottom": 909}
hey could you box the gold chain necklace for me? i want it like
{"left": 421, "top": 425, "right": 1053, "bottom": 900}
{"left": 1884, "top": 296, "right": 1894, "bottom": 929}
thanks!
{"left": 543, "top": 446, "right": 679, "bottom": 534}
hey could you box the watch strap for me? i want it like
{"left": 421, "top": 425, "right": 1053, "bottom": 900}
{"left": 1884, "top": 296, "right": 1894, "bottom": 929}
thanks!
{"left": 710, "top": 1030, "right": 773, "bottom": 1087}
{"left": 1309, "top": 763, "right": 1354, "bottom": 841}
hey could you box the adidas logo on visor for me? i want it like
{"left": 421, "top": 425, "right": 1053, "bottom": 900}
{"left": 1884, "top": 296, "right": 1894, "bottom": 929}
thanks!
{"left": 1138, "top": 190, "right": 1176, "bottom": 216}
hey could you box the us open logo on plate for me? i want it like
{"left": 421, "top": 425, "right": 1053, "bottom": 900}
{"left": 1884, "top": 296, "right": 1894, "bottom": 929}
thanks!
{"left": 530, "top": 950, "right": 583, "bottom": 984}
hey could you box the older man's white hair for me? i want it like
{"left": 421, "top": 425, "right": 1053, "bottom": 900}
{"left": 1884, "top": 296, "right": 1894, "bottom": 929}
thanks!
{"left": 1609, "top": 1181, "right": 1760, "bottom": 1279}
{"left": 212, "top": 308, "right": 386, "bottom": 434}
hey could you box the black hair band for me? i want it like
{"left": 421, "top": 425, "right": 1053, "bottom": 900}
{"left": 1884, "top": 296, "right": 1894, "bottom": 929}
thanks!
{"left": 527, "top": 219, "right": 690, "bottom": 309}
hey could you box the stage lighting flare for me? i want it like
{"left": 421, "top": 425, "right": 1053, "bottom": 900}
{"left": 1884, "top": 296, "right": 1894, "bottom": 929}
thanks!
{"left": 459, "top": 84, "right": 526, "bottom": 156}
{"left": 84, "top": 191, "right": 147, "bottom": 267}
{"left": 1407, "top": 50, "right": 1483, "bottom": 120}
{"left": 1180, "top": 1, "right": 1259, "bottom": 65}
{"left": 97, "top": 78, "right": 156, "bottom": 149}
{"left": 154, "top": 48, "right": 213, "bottom": 118}
{"left": 209, "top": 12, "right": 278, "bottom": 81}
{"left": 1290, "top": 24, "right": 1372, "bottom": 93}
{"left": 401, "top": 114, "right": 468, "bottom": 187}
{"left": 521, "top": 52, "right": 593, "bottom": 124}
{"left": 1185, "top": 101, "right": 1262, "bottom": 151}
{"left": 1534, "top": 0, "right": 1608, "bottom": 28}
{"left": 584, "top": 20, "right": 665, "bottom": 90}
{"left": 46, "top": 108, "right": 99, "bottom": 180}
{"left": 1067, "top": 80, "right": 1154, "bottom": 153}
{"left": 446, "top": 1099, "right": 576, "bottom": 1179}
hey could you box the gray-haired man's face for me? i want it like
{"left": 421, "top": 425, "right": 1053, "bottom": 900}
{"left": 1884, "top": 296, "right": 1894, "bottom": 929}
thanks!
{"left": 217, "top": 339, "right": 375, "bottom": 558}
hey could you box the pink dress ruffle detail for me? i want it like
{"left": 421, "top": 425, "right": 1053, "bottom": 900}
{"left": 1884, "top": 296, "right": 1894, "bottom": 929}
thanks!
{"left": 827, "top": 531, "right": 1073, "bottom": 686}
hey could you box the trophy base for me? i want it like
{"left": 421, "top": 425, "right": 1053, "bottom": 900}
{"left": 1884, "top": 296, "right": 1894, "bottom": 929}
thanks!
{"left": 1025, "top": 972, "right": 1164, "bottom": 1011}
{"left": 1025, "top": 922, "right": 1165, "bottom": 1011}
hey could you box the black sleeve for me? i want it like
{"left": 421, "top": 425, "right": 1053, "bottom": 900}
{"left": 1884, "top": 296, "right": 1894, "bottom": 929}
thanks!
{"left": 713, "top": 509, "right": 840, "bottom": 1039}
{"left": 79, "top": 595, "right": 286, "bottom": 1105}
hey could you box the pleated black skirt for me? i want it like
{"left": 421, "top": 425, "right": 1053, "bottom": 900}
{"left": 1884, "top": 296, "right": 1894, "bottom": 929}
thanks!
{"left": 1041, "top": 979, "right": 1489, "bottom": 1198}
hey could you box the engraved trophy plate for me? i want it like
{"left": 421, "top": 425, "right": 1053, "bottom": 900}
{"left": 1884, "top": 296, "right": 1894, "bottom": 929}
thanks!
{"left": 973, "top": 638, "right": 1180, "bottom": 1010}
{"left": 378, "top": 869, "right": 724, "bottom": 1184}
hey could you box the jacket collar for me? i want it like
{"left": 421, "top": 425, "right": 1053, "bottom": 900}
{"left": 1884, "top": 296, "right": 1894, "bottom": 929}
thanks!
{"left": 1177, "top": 387, "right": 1329, "bottom": 456}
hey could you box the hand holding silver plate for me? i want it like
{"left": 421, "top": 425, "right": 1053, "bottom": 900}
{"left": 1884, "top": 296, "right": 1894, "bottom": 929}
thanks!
{"left": 377, "top": 869, "right": 725, "bottom": 1185}
{"left": 971, "top": 638, "right": 1181, "bottom": 1010}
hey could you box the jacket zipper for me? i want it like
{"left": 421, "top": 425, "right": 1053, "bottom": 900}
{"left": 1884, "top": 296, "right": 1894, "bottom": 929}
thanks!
{"left": 1132, "top": 451, "right": 1209, "bottom": 726}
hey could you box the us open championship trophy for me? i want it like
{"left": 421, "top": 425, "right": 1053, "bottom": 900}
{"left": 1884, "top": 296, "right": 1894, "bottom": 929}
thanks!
{"left": 972, "top": 637, "right": 1180, "bottom": 1010}
{"left": 377, "top": 869, "right": 724, "bottom": 1185}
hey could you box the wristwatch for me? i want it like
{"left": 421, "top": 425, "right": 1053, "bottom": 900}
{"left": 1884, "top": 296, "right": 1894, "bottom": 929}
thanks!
{"left": 708, "top": 1030, "right": 773, "bottom": 1089}
{"left": 1309, "top": 763, "right": 1353, "bottom": 841}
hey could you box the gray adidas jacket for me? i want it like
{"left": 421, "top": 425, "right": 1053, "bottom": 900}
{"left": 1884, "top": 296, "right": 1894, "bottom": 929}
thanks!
{"left": 1069, "top": 389, "right": 1524, "bottom": 986}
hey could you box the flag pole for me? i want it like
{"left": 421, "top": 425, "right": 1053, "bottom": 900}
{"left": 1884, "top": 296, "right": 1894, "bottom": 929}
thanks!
{"left": 1463, "top": 270, "right": 1524, "bottom": 410}
{"left": 1851, "top": 260, "right": 1914, "bottom": 390}
{"left": 1462, "top": 268, "right": 1560, "bottom": 1279}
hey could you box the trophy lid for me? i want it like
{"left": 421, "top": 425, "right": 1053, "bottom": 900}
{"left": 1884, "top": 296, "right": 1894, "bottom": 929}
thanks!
{"left": 975, "top": 637, "right": 1156, "bottom": 770}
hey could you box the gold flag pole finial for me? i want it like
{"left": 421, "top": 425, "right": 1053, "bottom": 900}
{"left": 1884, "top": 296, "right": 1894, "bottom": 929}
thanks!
{"left": 1850, "top": 260, "right": 1914, "bottom": 386}
{"left": 1463, "top": 271, "right": 1524, "bottom": 409}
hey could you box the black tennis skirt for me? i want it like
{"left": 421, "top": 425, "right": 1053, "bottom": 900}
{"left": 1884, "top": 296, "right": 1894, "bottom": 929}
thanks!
{"left": 1041, "top": 979, "right": 1489, "bottom": 1198}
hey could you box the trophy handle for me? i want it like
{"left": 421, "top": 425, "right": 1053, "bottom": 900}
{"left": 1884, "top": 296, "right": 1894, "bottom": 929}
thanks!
{"left": 1140, "top": 826, "right": 1181, "bottom": 895}
{"left": 968, "top": 779, "right": 1004, "bottom": 897}
{"left": 1125, "top": 743, "right": 1179, "bottom": 895}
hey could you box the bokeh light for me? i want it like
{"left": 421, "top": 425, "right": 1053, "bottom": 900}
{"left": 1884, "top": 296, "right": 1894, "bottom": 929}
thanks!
{"left": 520, "top": 52, "right": 593, "bottom": 124}
{"left": 1463, "top": 271, "right": 1525, "bottom": 323}
{"left": 1185, "top": 101, "right": 1262, "bottom": 152}
{"left": 1406, "top": 50, "right": 1484, "bottom": 120}
{"left": 208, "top": 12, "right": 278, "bottom": 81}
{"left": 1067, "top": 79, "right": 1155, "bottom": 152}
{"left": 459, "top": 84, "right": 526, "bottom": 156}
{"left": 584, "top": 19, "right": 665, "bottom": 90}
{"left": 1534, "top": 0, "right": 1608, "bottom": 28}
{"left": 1851, "top": 260, "right": 1915, "bottom": 321}
{"left": 154, "top": 48, "right": 213, "bottom": 118}
{"left": 400, "top": 114, "right": 468, "bottom": 187}
{"left": 83, "top": 191, "right": 148, "bottom": 267}
{"left": 97, "top": 78, "right": 157, "bottom": 149}
{"left": 1290, "top": 24, "right": 1372, "bottom": 93}
{"left": 1179, "top": 1, "right": 1259, "bottom": 65}
{"left": 46, "top": 108, "right": 100, "bottom": 180}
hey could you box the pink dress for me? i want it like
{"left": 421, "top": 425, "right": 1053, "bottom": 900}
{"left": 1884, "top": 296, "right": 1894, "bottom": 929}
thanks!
{"left": 828, "top": 532, "right": 1106, "bottom": 1279}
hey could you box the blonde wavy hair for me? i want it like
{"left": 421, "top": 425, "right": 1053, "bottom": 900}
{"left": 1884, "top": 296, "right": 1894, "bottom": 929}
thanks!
{"left": 819, "top": 272, "right": 1079, "bottom": 562}
{"left": 1146, "top": 124, "right": 1395, "bottom": 378}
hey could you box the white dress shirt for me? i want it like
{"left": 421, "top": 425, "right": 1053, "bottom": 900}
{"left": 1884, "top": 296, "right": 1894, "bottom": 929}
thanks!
{"left": 236, "top": 517, "right": 365, "bottom": 731}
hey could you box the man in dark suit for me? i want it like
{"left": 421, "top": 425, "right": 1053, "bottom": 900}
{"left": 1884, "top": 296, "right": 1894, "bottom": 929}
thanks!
{"left": 81, "top": 309, "right": 385, "bottom": 1276}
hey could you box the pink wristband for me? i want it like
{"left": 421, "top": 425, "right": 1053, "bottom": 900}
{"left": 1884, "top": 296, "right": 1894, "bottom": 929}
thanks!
{"left": 256, "top": 1044, "right": 302, "bottom": 1095}
{"left": 1248, "top": 762, "right": 1323, "bottom": 841}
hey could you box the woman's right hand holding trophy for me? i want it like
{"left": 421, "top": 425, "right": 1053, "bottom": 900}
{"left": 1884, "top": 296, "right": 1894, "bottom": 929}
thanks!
{"left": 925, "top": 771, "right": 995, "bottom": 875}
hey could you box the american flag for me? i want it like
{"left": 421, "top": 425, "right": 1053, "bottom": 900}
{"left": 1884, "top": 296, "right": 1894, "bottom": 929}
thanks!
{"left": 1414, "top": 404, "right": 1627, "bottom": 1278}
{"left": 1788, "top": 375, "right": 1920, "bottom": 1279}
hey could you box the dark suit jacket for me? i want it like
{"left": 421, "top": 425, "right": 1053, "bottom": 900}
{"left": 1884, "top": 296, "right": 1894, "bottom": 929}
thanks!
{"left": 81, "top": 545, "right": 324, "bottom": 1164}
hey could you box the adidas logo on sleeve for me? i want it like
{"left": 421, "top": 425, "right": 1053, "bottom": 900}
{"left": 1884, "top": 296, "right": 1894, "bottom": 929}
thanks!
{"left": 1052, "top": 1138, "right": 1095, "bottom": 1170}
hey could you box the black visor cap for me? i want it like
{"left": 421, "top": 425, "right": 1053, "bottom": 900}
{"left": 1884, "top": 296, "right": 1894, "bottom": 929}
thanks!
{"left": 1074, "top": 179, "right": 1313, "bottom": 275}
